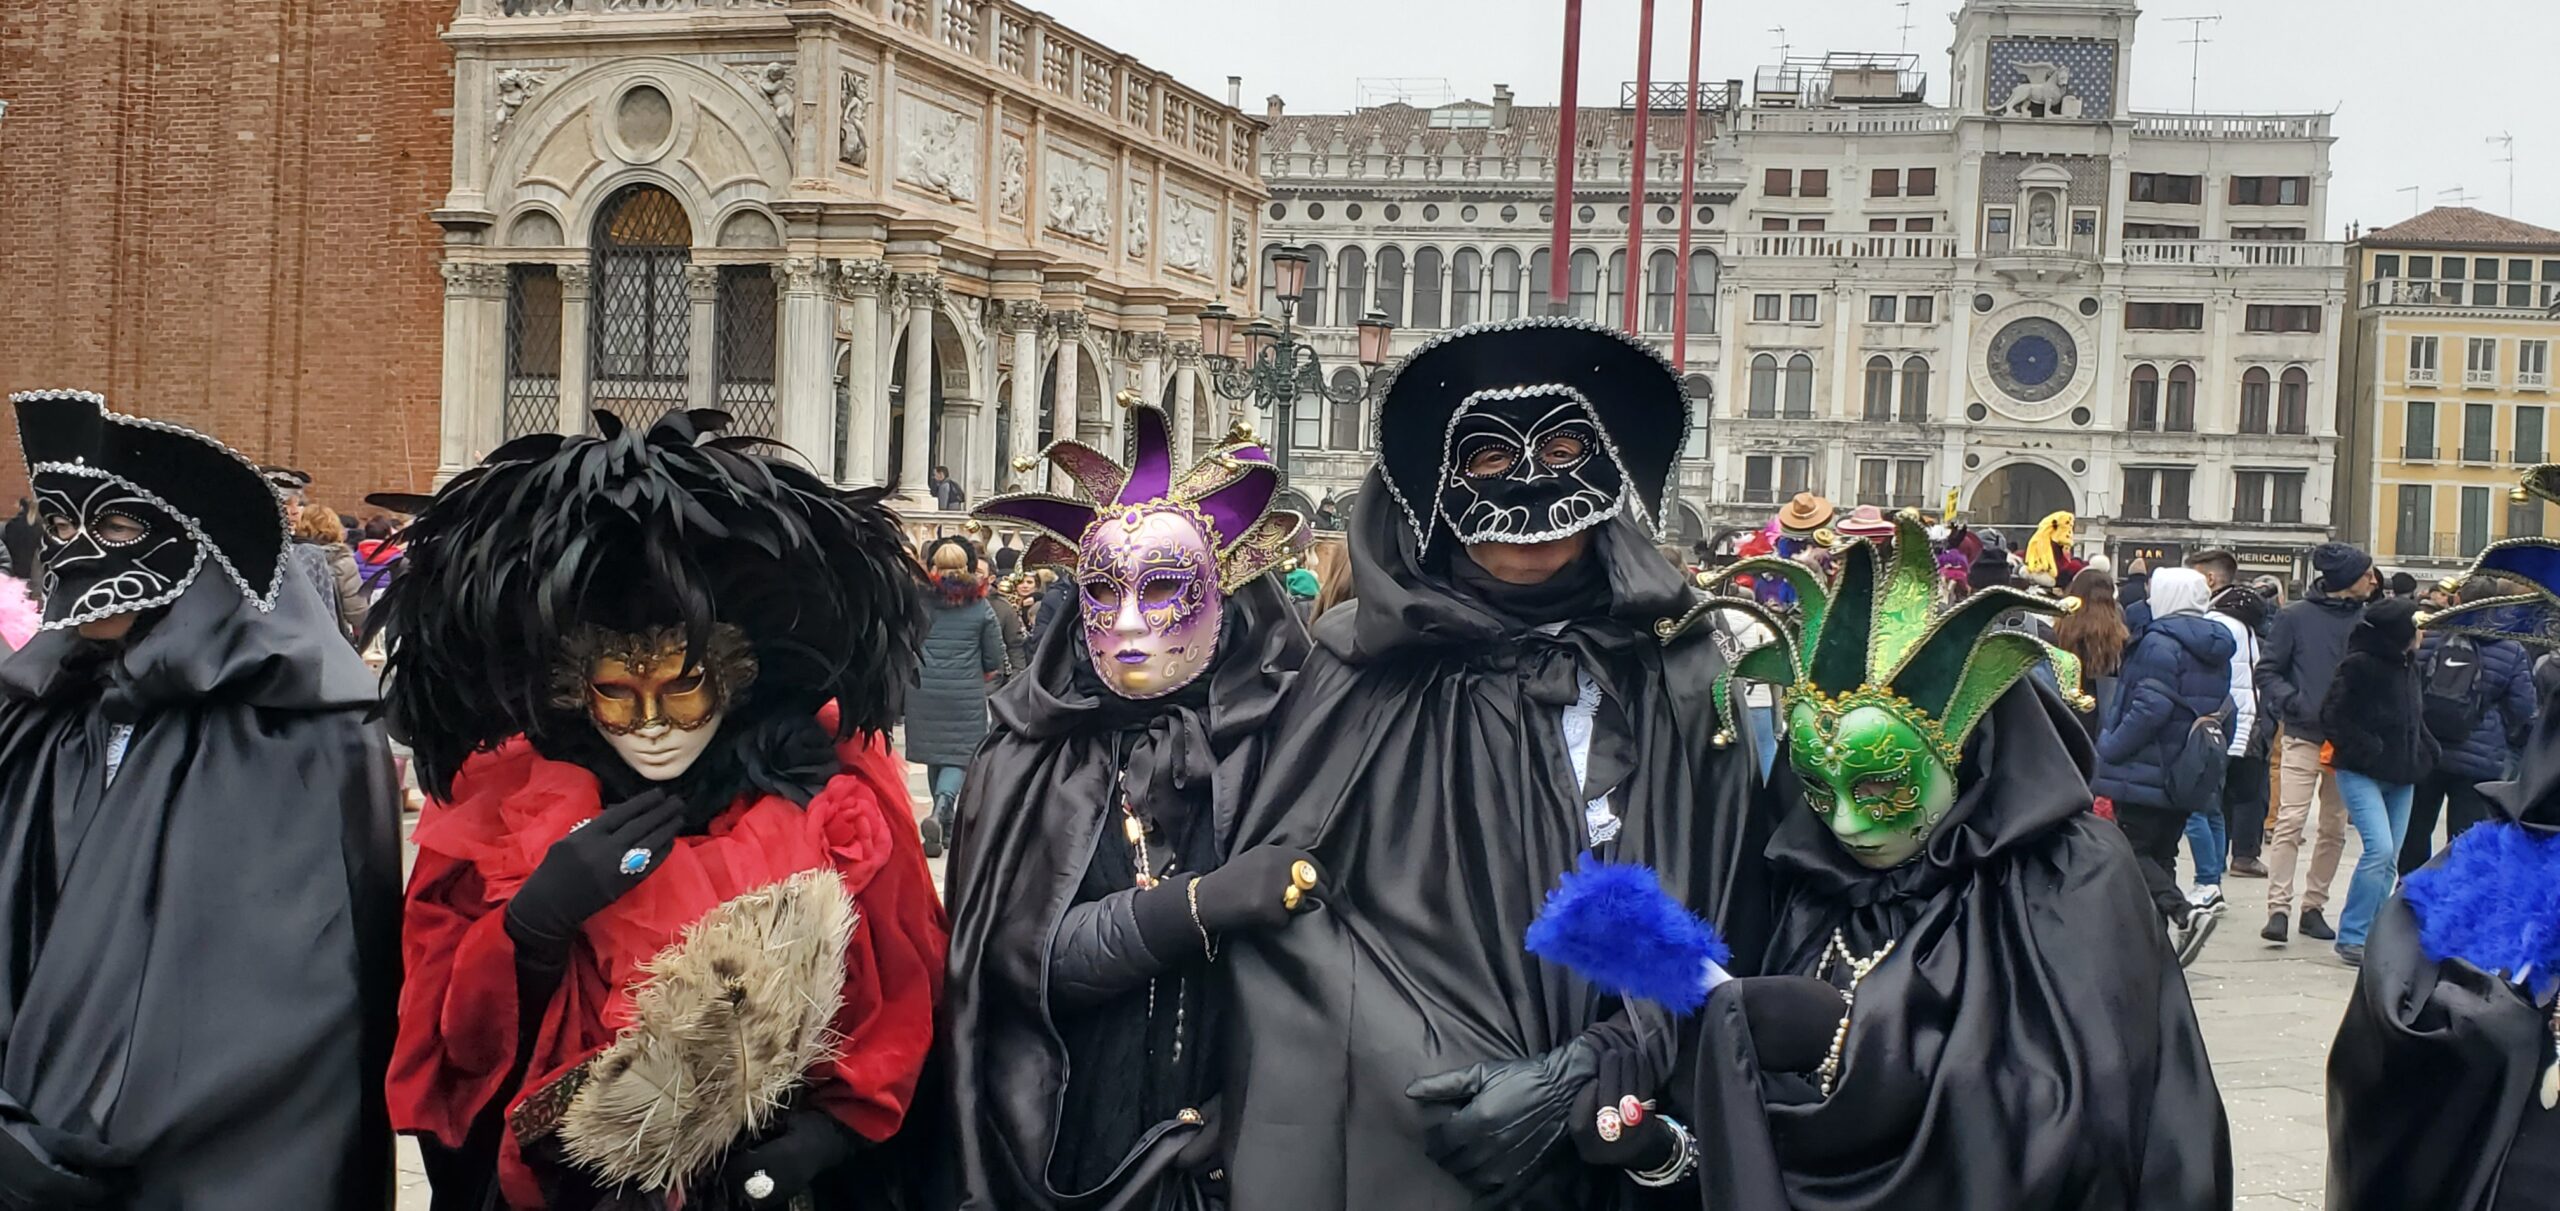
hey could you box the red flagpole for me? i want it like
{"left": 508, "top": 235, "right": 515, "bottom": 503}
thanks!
{"left": 1624, "top": 0, "right": 1657, "bottom": 334}
{"left": 1549, "top": 0, "right": 1584, "bottom": 314}
{"left": 1669, "top": 0, "right": 1705, "bottom": 368}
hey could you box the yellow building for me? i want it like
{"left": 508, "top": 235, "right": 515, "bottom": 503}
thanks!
{"left": 2339, "top": 207, "right": 2560, "bottom": 573}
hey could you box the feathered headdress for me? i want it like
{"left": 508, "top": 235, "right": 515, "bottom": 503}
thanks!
{"left": 368, "top": 410, "right": 925, "bottom": 800}
{"left": 973, "top": 402, "right": 1309, "bottom": 590}
{"left": 1694, "top": 509, "right": 2086, "bottom": 763}
{"left": 2422, "top": 464, "right": 2560, "bottom": 648}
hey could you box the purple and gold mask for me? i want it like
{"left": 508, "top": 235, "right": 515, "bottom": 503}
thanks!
{"left": 978, "top": 403, "right": 1309, "bottom": 701}
{"left": 1078, "top": 503, "right": 1225, "bottom": 698}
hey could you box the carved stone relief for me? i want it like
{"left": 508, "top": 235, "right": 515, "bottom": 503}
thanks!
{"left": 1127, "top": 181, "right": 1152, "bottom": 260}
{"left": 997, "top": 135, "right": 1027, "bottom": 221}
{"left": 839, "top": 70, "right": 871, "bottom": 168}
{"left": 739, "top": 62, "right": 795, "bottom": 141}
{"left": 1043, "top": 144, "right": 1112, "bottom": 245}
{"left": 491, "top": 67, "right": 554, "bottom": 143}
{"left": 896, "top": 93, "right": 982, "bottom": 204}
{"left": 1163, "top": 191, "right": 1212, "bottom": 275}
{"left": 1229, "top": 218, "right": 1250, "bottom": 289}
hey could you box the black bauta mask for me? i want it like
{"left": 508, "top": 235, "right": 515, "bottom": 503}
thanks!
{"left": 1435, "top": 389, "right": 1628, "bottom": 547}
{"left": 32, "top": 471, "right": 205, "bottom": 629}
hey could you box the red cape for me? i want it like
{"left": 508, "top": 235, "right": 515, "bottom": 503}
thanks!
{"left": 387, "top": 718, "right": 946, "bottom": 1207}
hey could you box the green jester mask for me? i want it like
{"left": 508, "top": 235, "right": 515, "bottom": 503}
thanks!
{"left": 1711, "top": 513, "right": 2087, "bottom": 869}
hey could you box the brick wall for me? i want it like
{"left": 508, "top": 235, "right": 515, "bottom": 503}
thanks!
{"left": 0, "top": 0, "right": 452, "bottom": 513}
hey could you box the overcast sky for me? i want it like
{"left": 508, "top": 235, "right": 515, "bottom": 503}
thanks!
{"left": 1045, "top": 0, "right": 2557, "bottom": 241}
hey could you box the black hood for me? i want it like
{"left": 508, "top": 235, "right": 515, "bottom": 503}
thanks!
{"left": 1319, "top": 466, "right": 1693, "bottom": 664}
{"left": 992, "top": 575, "right": 1307, "bottom": 750}
{"left": 1770, "top": 680, "right": 2096, "bottom": 910}
{"left": 0, "top": 566, "right": 377, "bottom": 716}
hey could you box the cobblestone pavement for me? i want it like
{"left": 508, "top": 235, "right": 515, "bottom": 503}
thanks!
{"left": 396, "top": 775, "right": 2367, "bottom": 1210}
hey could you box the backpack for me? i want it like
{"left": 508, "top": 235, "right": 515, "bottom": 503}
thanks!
{"left": 2164, "top": 690, "right": 2235, "bottom": 808}
{"left": 2421, "top": 635, "right": 2487, "bottom": 745}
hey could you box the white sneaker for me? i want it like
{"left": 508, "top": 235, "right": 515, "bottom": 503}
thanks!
{"left": 2189, "top": 885, "right": 2227, "bottom": 914}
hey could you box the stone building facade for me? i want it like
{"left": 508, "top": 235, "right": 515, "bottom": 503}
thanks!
{"left": 0, "top": 0, "right": 452, "bottom": 505}
{"left": 439, "top": 0, "right": 1266, "bottom": 508}
{"left": 1265, "top": 0, "right": 2345, "bottom": 577}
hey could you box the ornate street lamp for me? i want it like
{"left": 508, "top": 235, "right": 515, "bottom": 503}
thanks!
{"left": 1202, "top": 244, "right": 1394, "bottom": 485}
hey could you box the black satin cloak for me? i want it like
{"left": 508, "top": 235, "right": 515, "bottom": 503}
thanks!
{"left": 0, "top": 574, "right": 404, "bottom": 1209}
{"left": 1688, "top": 684, "right": 2232, "bottom": 1211}
{"left": 1218, "top": 471, "right": 1771, "bottom": 1211}
{"left": 2326, "top": 703, "right": 2560, "bottom": 1211}
{"left": 942, "top": 579, "right": 1308, "bottom": 1211}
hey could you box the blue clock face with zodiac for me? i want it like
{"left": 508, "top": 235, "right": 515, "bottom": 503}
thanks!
{"left": 1987, "top": 317, "right": 2078, "bottom": 405}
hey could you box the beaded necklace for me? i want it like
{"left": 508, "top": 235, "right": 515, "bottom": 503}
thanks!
{"left": 1815, "top": 930, "right": 1898, "bottom": 1100}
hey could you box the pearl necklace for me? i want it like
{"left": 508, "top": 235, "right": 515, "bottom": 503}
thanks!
{"left": 1815, "top": 929, "right": 1898, "bottom": 1100}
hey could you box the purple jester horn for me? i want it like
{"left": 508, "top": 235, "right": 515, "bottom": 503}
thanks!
{"left": 976, "top": 405, "right": 1310, "bottom": 699}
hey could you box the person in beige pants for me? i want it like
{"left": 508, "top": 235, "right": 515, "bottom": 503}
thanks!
{"left": 2253, "top": 541, "right": 2376, "bottom": 942}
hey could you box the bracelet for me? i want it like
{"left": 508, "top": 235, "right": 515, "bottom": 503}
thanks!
{"left": 1629, "top": 1115, "right": 1697, "bottom": 1188}
{"left": 1186, "top": 875, "right": 1219, "bottom": 961}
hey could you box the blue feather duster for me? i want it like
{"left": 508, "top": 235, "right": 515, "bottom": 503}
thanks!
{"left": 2404, "top": 821, "right": 2560, "bottom": 987}
{"left": 1524, "top": 858, "right": 1732, "bottom": 1015}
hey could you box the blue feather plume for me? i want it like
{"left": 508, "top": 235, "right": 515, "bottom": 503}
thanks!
{"left": 2404, "top": 821, "right": 2560, "bottom": 986}
{"left": 1524, "top": 858, "right": 1732, "bottom": 1015}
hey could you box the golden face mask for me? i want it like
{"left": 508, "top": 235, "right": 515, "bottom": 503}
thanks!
{"left": 553, "top": 624, "right": 758, "bottom": 736}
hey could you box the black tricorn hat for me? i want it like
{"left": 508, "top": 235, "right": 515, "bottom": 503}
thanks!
{"left": 1371, "top": 316, "right": 1691, "bottom": 547}
{"left": 11, "top": 389, "right": 288, "bottom": 609}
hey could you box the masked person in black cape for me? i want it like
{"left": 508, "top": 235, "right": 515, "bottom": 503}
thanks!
{"left": 1657, "top": 513, "right": 2231, "bottom": 1210}
{"left": 940, "top": 403, "right": 1316, "bottom": 1210}
{"left": 2328, "top": 483, "right": 2560, "bottom": 1211}
{"left": 1216, "top": 317, "right": 1773, "bottom": 1210}
{"left": 0, "top": 390, "right": 403, "bottom": 1210}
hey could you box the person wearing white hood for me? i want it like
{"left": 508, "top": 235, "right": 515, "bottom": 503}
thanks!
{"left": 2181, "top": 581, "right": 2264, "bottom": 911}
{"left": 2093, "top": 567, "right": 2237, "bottom": 966}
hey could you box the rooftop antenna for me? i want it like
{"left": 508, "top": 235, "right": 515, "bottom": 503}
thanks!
{"left": 2440, "top": 186, "right": 2477, "bottom": 206}
{"left": 1896, "top": 1, "right": 1916, "bottom": 53}
{"left": 1769, "top": 25, "right": 1790, "bottom": 63}
{"left": 2488, "top": 132, "right": 2516, "bottom": 215}
{"left": 2398, "top": 185, "right": 2422, "bottom": 217}
{"left": 2163, "top": 15, "right": 2221, "bottom": 112}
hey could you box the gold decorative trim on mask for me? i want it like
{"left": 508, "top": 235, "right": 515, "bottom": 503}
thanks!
{"left": 549, "top": 623, "right": 759, "bottom": 735}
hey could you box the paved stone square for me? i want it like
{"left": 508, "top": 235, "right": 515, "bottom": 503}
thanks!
{"left": 395, "top": 775, "right": 2369, "bottom": 1209}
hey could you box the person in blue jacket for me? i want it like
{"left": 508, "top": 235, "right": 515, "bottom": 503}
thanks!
{"left": 2092, "top": 567, "right": 2234, "bottom": 965}
{"left": 2401, "top": 576, "right": 2538, "bottom": 874}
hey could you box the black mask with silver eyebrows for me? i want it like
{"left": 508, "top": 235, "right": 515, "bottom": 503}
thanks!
{"left": 32, "top": 470, "right": 205, "bottom": 629}
{"left": 1434, "top": 388, "right": 1628, "bottom": 547}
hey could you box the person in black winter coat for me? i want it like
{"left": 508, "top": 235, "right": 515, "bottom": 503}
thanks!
{"left": 2318, "top": 597, "right": 2440, "bottom": 966}
{"left": 2255, "top": 541, "right": 2376, "bottom": 944}
{"left": 2093, "top": 568, "right": 2233, "bottom": 962}
{"left": 2401, "top": 579, "right": 2538, "bottom": 875}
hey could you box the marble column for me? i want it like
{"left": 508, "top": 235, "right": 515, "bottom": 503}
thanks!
{"left": 556, "top": 264, "right": 593, "bottom": 434}
{"left": 1049, "top": 310, "right": 1086, "bottom": 494}
{"left": 897, "top": 273, "right": 943, "bottom": 509}
{"left": 1132, "top": 332, "right": 1167, "bottom": 419}
{"left": 836, "top": 258, "right": 892, "bottom": 487}
{"left": 1170, "top": 338, "right": 1202, "bottom": 458}
{"left": 685, "top": 264, "right": 721, "bottom": 413}
{"left": 437, "top": 261, "right": 507, "bottom": 474}
{"left": 1006, "top": 300, "right": 1044, "bottom": 491}
{"left": 776, "top": 257, "right": 835, "bottom": 459}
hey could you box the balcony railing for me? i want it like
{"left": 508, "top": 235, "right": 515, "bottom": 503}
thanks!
{"left": 2122, "top": 239, "right": 2346, "bottom": 269}
{"left": 2523, "top": 371, "right": 2550, "bottom": 389}
{"left": 2365, "top": 279, "right": 2560, "bottom": 312}
{"left": 1737, "top": 109, "right": 1954, "bottom": 136}
{"left": 2130, "top": 112, "right": 2332, "bottom": 140}
{"left": 2518, "top": 450, "right": 2549, "bottom": 465}
{"left": 2467, "top": 369, "right": 2501, "bottom": 387}
{"left": 2408, "top": 366, "right": 2440, "bottom": 386}
{"left": 2404, "top": 444, "right": 2437, "bottom": 462}
{"left": 489, "top": 0, "right": 1259, "bottom": 174}
{"left": 1730, "top": 233, "right": 1959, "bottom": 261}
{"left": 2463, "top": 444, "right": 2497, "bottom": 464}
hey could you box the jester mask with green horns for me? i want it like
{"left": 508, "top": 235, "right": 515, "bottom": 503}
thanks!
{"left": 1713, "top": 512, "right": 2088, "bottom": 869}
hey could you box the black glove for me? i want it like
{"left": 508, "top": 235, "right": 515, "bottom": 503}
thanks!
{"left": 1169, "top": 1094, "right": 1224, "bottom": 1172}
{"left": 1188, "top": 845, "right": 1322, "bottom": 934}
{"left": 1728, "top": 976, "right": 1849, "bottom": 1074}
{"left": 0, "top": 1123, "right": 124, "bottom": 1210}
{"left": 717, "top": 1108, "right": 858, "bottom": 1207}
{"left": 504, "top": 788, "right": 687, "bottom": 952}
{"left": 1568, "top": 1034, "right": 1677, "bottom": 1171}
{"left": 1405, "top": 1036, "right": 1597, "bottom": 1199}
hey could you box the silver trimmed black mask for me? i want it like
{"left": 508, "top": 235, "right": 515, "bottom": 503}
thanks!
{"left": 32, "top": 471, "right": 206, "bottom": 629}
{"left": 1435, "top": 388, "right": 1628, "bottom": 548}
